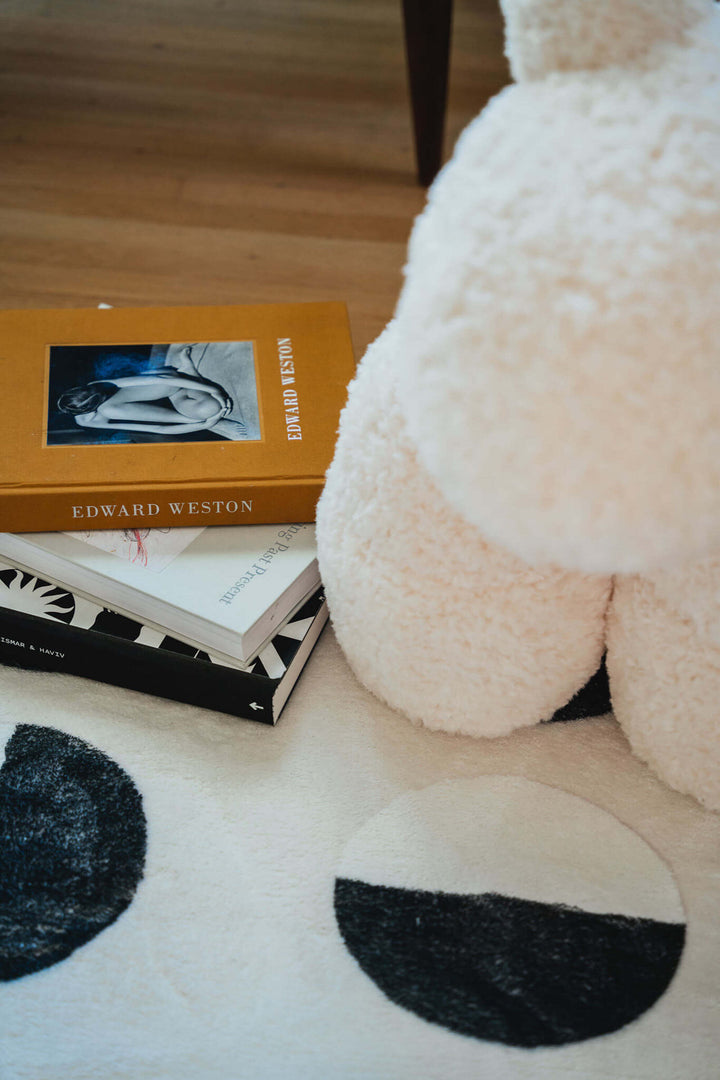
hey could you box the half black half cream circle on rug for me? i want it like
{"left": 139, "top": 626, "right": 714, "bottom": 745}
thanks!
{"left": 0, "top": 724, "right": 147, "bottom": 981}
{"left": 334, "top": 777, "right": 685, "bottom": 1048}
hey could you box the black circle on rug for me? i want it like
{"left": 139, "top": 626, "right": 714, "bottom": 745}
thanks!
{"left": 0, "top": 723, "right": 147, "bottom": 981}
{"left": 334, "top": 777, "right": 686, "bottom": 1047}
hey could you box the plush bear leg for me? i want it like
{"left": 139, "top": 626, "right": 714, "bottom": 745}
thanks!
{"left": 316, "top": 324, "right": 612, "bottom": 737}
{"left": 607, "top": 571, "right": 720, "bottom": 811}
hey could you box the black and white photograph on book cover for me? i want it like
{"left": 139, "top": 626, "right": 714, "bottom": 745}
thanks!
{"left": 46, "top": 340, "right": 262, "bottom": 446}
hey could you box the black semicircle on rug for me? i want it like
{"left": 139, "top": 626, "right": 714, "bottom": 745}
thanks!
{"left": 334, "top": 879, "right": 685, "bottom": 1047}
{"left": 0, "top": 723, "right": 147, "bottom": 981}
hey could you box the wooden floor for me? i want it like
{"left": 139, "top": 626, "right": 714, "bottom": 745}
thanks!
{"left": 0, "top": 0, "right": 508, "bottom": 357}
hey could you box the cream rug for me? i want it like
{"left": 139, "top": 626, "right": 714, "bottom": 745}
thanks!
{"left": 1, "top": 628, "right": 718, "bottom": 1079}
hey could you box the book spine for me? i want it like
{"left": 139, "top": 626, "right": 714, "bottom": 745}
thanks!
{"left": 0, "top": 479, "right": 321, "bottom": 532}
{"left": 0, "top": 607, "right": 279, "bottom": 723}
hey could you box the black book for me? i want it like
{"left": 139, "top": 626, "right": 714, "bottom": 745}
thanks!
{"left": 0, "top": 558, "right": 327, "bottom": 723}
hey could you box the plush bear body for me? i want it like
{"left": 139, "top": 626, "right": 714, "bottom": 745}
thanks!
{"left": 317, "top": 0, "right": 720, "bottom": 808}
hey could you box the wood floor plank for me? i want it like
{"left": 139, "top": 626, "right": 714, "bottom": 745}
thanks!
{"left": 0, "top": 0, "right": 508, "bottom": 357}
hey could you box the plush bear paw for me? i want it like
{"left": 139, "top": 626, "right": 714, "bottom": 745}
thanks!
{"left": 317, "top": 324, "right": 612, "bottom": 737}
{"left": 607, "top": 564, "right": 720, "bottom": 811}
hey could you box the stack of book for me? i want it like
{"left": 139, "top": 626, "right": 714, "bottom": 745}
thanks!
{"left": 0, "top": 300, "right": 356, "bottom": 722}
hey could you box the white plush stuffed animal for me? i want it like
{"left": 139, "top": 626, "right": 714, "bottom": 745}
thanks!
{"left": 317, "top": 0, "right": 720, "bottom": 809}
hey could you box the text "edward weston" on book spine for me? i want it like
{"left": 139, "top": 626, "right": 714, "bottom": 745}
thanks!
{"left": 70, "top": 499, "right": 254, "bottom": 521}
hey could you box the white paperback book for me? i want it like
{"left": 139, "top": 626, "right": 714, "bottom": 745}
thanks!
{"left": 0, "top": 523, "right": 320, "bottom": 664}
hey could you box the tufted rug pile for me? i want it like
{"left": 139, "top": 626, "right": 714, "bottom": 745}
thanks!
{"left": 1, "top": 628, "right": 719, "bottom": 1079}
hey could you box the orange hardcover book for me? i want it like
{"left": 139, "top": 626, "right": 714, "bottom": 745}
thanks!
{"left": 0, "top": 301, "right": 356, "bottom": 532}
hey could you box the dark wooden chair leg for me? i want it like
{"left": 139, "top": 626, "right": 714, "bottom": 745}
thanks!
{"left": 402, "top": 0, "right": 454, "bottom": 187}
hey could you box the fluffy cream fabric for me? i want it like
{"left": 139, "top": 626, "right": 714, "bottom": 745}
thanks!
{"left": 317, "top": 0, "right": 720, "bottom": 810}
{"left": 501, "top": 0, "right": 711, "bottom": 81}
{"left": 393, "top": 0, "right": 720, "bottom": 575}
{"left": 607, "top": 571, "right": 720, "bottom": 810}
{"left": 646, "top": 557, "right": 720, "bottom": 647}
{"left": 317, "top": 324, "right": 611, "bottom": 736}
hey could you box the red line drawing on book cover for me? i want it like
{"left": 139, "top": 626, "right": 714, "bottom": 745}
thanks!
{"left": 65, "top": 526, "right": 205, "bottom": 571}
